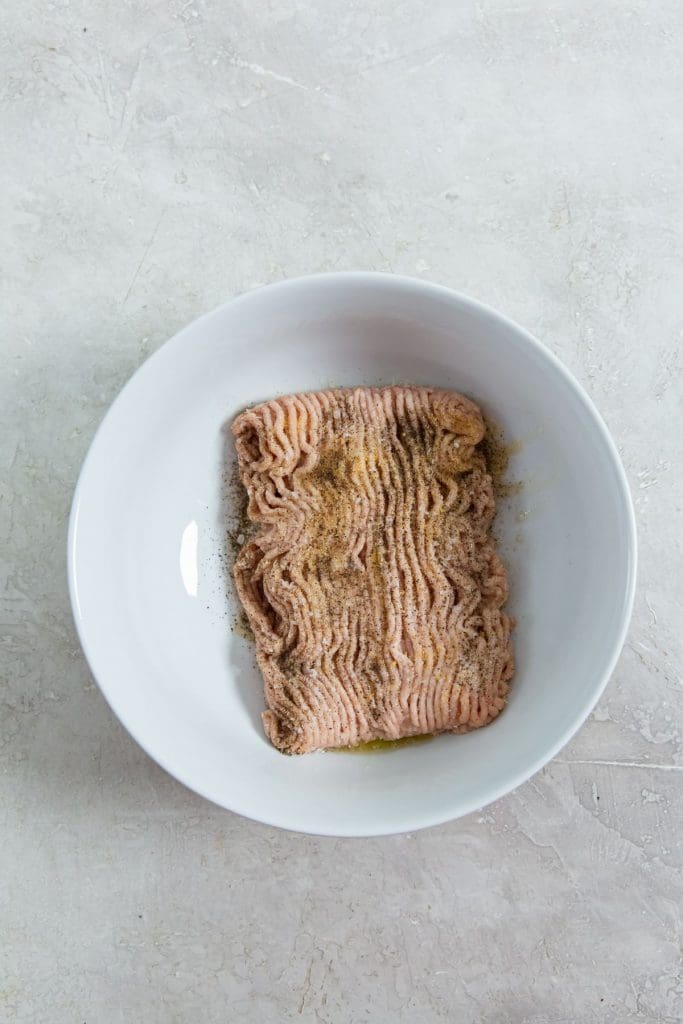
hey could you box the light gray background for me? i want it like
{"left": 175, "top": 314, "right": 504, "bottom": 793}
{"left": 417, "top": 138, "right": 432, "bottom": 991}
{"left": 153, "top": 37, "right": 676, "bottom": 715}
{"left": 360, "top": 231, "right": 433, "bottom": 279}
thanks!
{"left": 2, "top": 2, "right": 681, "bottom": 1022}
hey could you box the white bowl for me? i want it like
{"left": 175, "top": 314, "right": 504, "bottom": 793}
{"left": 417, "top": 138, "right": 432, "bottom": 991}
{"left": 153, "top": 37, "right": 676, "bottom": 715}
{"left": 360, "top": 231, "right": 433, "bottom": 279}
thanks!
{"left": 68, "top": 273, "right": 636, "bottom": 836}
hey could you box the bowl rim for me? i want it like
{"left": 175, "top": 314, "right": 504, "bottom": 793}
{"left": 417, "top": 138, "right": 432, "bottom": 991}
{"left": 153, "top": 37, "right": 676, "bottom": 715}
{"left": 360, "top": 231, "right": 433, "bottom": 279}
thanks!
{"left": 67, "top": 271, "right": 638, "bottom": 836}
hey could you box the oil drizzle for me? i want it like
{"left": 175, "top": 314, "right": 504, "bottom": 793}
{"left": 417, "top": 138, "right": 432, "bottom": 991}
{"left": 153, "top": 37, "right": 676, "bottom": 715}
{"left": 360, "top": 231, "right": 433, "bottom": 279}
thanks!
{"left": 226, "top": 457, "right": 257, "bottom": 640}
{"left": 330, "top": 734, "right": 435, "bottom": 754}
{"left": 480, "top": 417, "right": 523, "bottom": 498}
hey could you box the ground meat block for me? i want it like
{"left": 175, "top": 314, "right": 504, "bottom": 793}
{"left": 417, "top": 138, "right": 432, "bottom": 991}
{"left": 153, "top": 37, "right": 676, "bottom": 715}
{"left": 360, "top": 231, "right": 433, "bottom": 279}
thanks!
{"left": 232, "top": 386, "right": 514, "bottom": 754}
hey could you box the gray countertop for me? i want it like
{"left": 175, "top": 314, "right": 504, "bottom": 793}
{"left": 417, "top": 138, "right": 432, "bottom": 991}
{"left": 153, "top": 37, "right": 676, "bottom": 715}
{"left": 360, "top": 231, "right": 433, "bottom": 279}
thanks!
{"left": 2, "top": 2, "right": 681, "bottom": 1021}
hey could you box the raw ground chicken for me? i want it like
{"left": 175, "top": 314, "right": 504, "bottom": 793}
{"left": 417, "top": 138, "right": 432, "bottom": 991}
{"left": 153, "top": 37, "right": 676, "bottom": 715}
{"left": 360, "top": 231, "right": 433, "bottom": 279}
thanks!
{"left": 232, "top": 385, "right": 514, "bottom": 754}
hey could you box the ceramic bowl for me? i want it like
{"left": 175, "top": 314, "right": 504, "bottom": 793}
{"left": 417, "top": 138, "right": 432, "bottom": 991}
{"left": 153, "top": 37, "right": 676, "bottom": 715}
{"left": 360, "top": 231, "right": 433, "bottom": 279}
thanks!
{"left": 68, "top": 273, "right": 636, "bottom": 836}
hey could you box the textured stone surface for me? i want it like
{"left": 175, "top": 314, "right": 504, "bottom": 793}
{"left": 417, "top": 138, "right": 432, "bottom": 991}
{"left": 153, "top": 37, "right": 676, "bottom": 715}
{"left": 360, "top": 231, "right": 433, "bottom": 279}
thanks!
{"left": 1, "top": 2, "right": 681, "bottom": 1022}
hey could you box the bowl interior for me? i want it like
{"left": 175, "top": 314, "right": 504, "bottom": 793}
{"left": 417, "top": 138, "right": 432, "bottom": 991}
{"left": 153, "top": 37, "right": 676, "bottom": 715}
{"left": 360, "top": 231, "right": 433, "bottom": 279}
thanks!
{"left": 69, "top": 274, "right": 635, "bottom": 835}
